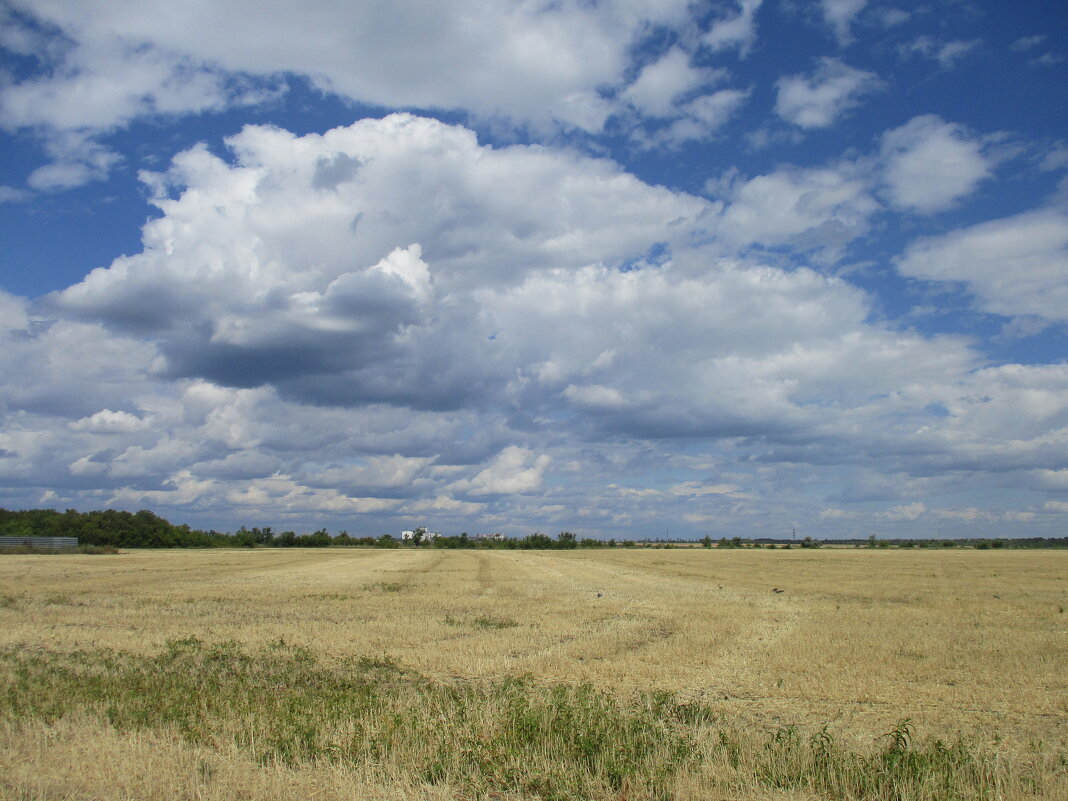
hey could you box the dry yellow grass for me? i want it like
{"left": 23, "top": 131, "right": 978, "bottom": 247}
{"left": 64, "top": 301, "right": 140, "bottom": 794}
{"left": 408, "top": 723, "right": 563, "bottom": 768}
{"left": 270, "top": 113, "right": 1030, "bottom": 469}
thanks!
{"left": 1, "top": 547, "right": 1066, "bottom": 799}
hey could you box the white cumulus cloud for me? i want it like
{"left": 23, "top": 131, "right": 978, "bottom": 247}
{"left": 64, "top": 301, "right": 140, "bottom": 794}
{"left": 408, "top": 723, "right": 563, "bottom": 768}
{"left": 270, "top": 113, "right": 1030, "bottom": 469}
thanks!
{"left": 621, "top": 47, "right": 718, "bottom": 118}
{"left": 451, "top": 447, "right": 552, "bottom": 496}
{"left": 819, "top": 0, "right": 868, "bottom": 45}
{"left": 899, "top": 37, "right": 981, "bottom": 69}
{"left": 775, "top": 58, "right": 882, "bottom": 129}
{"left": 1, "top": 111, "right": 1066, "bottom": 536}
{"left": 882, "top": 502, "right": 926, "bottom": 521}
{"left": 704, "top": 0, "right": 764, "bottom": 56}
{"left": 1, "top": 0, "right": 699, "bottom": 184}
{"left": 896, "top": 209, "right": 1068, "bottom": 321}
{"left": 880, "top": 115, "right": 993, "bottom": 213}
{"left": 69, "top": 409, "right": 149, "bottom": 434}
{"left": 714, "top": 164, "right": 879, "bottom": 258}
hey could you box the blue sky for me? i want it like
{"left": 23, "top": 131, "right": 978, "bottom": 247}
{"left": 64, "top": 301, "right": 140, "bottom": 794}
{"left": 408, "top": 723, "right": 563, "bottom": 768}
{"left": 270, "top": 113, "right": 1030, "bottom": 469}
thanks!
{"left": 1, "top": 0, "right": 1066, "bottom": 539}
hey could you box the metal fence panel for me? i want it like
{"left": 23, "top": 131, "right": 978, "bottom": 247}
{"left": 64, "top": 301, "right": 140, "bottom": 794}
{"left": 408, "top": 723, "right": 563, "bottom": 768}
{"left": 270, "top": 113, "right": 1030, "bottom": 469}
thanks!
{"left": 0, "top": 536, "right": 79, "bottom": 550}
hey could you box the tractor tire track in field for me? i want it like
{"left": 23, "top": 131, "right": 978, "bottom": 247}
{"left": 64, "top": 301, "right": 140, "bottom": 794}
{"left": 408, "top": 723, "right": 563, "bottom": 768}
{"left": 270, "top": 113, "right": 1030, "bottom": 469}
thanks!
{"left": 510, "top": 551, "right": 814, "bottom": 695}
{"left": 414, "top": 551, "right": 446, "bottom": 574}
{"left": 476, "top": 552, "right": 695, "bottom": 672}
{"left": 476, "top": 552, "right": 493, "bottom": 594}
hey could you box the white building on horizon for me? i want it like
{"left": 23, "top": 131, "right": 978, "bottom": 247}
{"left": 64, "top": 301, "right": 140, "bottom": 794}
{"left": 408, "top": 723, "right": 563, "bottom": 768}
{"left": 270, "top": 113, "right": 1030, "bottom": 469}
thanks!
{"left": 401, "top": 529, "right": 438, "bottom": 541}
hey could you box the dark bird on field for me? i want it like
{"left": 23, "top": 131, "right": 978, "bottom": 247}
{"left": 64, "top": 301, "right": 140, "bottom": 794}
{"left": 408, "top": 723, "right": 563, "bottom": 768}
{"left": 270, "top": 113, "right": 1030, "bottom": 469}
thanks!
{"left": 772, "top": 588, "right": 784, "bottom": 593}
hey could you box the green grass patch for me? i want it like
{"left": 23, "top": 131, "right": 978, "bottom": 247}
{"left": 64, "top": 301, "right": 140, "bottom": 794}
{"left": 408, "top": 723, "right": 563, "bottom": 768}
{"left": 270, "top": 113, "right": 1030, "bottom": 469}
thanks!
{"left": 78, "top": 543, "right": 120, "bottom": 554}
{"left": 0, "top": 639, "right": 694, "bottom": 799}
{"left": 747, "top": 720, "right": 1031, "bottom": 801}
{"left": 42, "top": 593, "right": 76, "bottom": 606}
{"left": 367, "top": 581, "right": 406, "bottom": 593}
{"left": 444, "top": 613, "right": 520, "bottom": 630}
{"left": 0, "top": 640, "right": 1051, "bottom": 801}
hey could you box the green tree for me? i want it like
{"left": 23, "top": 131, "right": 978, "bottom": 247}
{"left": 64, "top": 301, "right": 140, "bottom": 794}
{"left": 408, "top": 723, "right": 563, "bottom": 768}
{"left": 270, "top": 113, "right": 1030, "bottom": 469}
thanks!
{"left": 232, "top": 526, "right": 256, "bottom": 547}
{"left": 520, "top": 532, "right": 555, "bottom": 549}
{"left": 276, "top": 530, "right": 298, "bottom": 547}
{"left": 304, "top": 528, "right": 331, "bottom": 547}
{"left": 333, "top": 530, "right": 354, "bottom": 546}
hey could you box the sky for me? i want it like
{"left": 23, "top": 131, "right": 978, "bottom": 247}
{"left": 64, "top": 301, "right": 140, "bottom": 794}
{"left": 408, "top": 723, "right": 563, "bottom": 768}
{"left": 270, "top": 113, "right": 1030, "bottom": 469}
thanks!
{"left": 1, "top": 1, "right": 1066, "bottom": 540}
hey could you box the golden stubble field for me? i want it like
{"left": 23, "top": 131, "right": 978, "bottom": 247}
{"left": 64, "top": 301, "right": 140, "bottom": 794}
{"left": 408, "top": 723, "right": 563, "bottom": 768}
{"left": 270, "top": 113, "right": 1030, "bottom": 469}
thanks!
{"left": 1, "top": 547, "right": 1066, "bottom": 800}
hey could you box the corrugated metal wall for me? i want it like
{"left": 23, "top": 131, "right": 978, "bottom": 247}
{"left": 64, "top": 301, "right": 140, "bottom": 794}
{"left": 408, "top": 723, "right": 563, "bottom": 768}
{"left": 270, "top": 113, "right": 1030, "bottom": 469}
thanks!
{"left": 0, "top": 537, "right": 79, "bottom": 550}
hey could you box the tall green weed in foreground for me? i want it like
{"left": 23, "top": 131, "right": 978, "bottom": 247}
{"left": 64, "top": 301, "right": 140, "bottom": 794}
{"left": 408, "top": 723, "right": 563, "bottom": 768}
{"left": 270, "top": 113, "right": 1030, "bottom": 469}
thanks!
{"left": 0, "top": 639, "right": 1057, "bottom": 801}
{"left": 743, "top": 719, "right": 1033, "bottom": 801}
{"left": 1, "top": 639, "right": 696, "bottom": 800}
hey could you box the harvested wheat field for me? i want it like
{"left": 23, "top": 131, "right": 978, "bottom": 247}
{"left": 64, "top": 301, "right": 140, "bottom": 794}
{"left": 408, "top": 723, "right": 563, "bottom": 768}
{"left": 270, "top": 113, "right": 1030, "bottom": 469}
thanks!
{"left": 1, "top": 547, "right": 1066, "bottom": 800}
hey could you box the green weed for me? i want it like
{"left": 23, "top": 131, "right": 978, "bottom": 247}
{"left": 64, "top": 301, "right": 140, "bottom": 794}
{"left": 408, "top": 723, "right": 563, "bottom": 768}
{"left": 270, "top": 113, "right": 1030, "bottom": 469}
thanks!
{"left": 445, "top": 613, "right": 519, "bottom": 630}
{"left": 0, "top": 639, "right": 697, "bottom": 799}
{"left": 752, "top": 716, "right": 1019, "bottom": 801}
{"left": 77, "top": 544, "right": 119, "bottom": 554}
{"left": 0, "top": 641, "right": 1048, "bottom": 801}
{"left": 368, "top": 581, "right": 406, "bottom": 592}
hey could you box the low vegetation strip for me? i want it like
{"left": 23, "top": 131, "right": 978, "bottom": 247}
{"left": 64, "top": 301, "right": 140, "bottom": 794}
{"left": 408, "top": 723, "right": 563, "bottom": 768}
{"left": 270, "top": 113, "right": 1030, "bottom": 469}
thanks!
{"left": 1, "top": 638, "right": 1057, "bottom": 801}
{"left": 4, "top": 506, "right": 1068, "bottom": 550}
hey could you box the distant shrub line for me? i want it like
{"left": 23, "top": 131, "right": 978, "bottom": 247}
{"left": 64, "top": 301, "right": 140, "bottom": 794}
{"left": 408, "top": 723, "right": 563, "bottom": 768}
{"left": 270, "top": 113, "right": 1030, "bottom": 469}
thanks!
{"left": 2, "top": 507, "right": 1065, "bottom": 551}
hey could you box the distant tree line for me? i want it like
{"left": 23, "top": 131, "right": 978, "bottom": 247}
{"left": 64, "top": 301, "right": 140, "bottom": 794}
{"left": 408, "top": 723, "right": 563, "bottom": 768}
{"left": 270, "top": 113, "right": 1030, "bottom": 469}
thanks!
{"left": 0, "top": 507, "right": 227, "bottom": 548}
{"left": 871, "top": 537, "right": 1068, "bottom": 549}
{"left": 2, "top": 507, "right": 1065, "bottom": 550}
{"left": 0, "top": 509, "right": 611, "bottom": 550}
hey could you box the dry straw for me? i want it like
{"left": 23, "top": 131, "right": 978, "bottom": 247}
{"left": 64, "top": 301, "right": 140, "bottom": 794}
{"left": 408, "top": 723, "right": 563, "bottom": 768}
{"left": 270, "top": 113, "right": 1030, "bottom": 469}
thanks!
{"left": 1, "top": 547, "right": 1065, "bottom": 799}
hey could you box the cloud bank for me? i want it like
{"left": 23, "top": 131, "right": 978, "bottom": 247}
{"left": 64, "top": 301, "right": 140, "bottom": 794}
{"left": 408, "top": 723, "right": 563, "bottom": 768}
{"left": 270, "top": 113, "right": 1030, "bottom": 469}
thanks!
{"left": 1, "top": 114, "right": 1065, "bottom": 536}
{"left": 1, "top": 1, "right": 1066, "bottom": 538}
